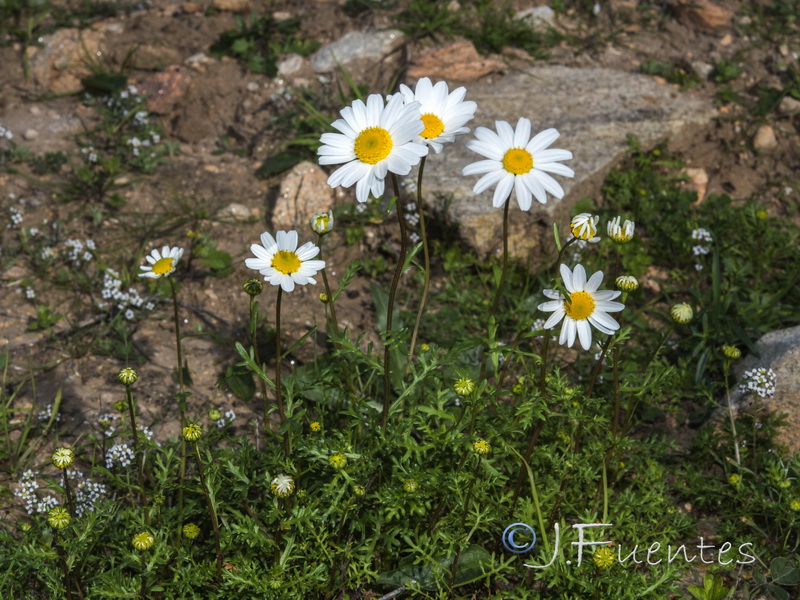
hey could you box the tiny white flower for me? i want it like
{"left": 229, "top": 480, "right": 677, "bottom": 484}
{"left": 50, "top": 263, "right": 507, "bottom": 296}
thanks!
{"left": 139, "top": 246, "right": 184, "bottom": 279}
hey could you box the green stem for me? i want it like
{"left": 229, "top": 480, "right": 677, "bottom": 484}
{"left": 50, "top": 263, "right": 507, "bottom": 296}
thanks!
{"left": 168, "top": 277, "right": 186, "bottom": 419}
{"left": 382, "top": 174, "right": 408, "bottom": 433}
{"left": 275, "top": 288, "right": 290, "bottom": 458}
{"left": 249, "top": 296, "right": 272, "bottom": 440}
{"left": 126, "top": 384, "right": 149, "bottom": 526}
{"left": 723, "top": 362, "right": 741, "bottom": 466}
{"left": 168, "top": 276, "right": 188, "bottom": 545}
{"left": 54, "top": 532, "right": 74, "bottom": 600}
{"left": 407, "top": 155, "right": 429, "bottom": 369}
{"left": 586, "top": 334, "right": 614, "bottom": 399}
{"left": 140, "top": 552, "right": 146, "bottom": 599}
{"left": 449, "top": 457, "right": 481, "bottom": 589}
{"left": 489, "top": 199, "right": 511, "bottom": 319}
{"left": 194, "top": 443, "right": 223, "bottom": 583}
{"left": 62, "top": 469, "right": 76, "bottom": 518}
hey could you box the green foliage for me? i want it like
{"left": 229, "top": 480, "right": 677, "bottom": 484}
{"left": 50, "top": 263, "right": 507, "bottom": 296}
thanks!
{"left": 210, "top": 13, "right": 320, "bottom": 76}
{"left": 687, "top": 573, "right": 731, "bottom": 600}
{"left": 711, "top": 59, "right": 742, "bottom": 84}
{"left": 26, "top": 304, "right": 62, "bottom": 331}
{"left": 640, "top": 59, "right": 700, "bottom": 89}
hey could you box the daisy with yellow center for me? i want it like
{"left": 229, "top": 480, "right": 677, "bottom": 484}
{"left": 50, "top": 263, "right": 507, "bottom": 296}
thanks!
{"left": 138, "top": 245, "right": 184, "bottom": 279}
{"left": 607, "top": 216, "right": 635, "bottom": 243}
{"left": 570, "top": 213, "right": 600, "bottom": 242}
{"left": 317, "top": 94, "right": 428, "bottom": 203}
{"left": 245, "top": 230, "right": 325, "bottom": 293}
{"left": 537, "top": 264, "right": 625, "bottom": 351}
{"left": 462, "top": 118, "right": 574, "bottom": 210}
{"left": 270, "top": 474, "right": 295, "bottom": 498}
{"left": 395, "top": 77, "right": 477, "bottom": 154}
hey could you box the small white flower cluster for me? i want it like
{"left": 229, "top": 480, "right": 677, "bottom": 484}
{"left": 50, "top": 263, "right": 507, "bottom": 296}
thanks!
{"left": 105, "top": 443, "right": 135, "bottom": 469}
{"left": 691, "top": 228, "right": 713, "bottom": 271}
{"left": 739, "top": 367, "right": 777, "bottom": 399}
{"left": 0, "top": 124, "right": 13, "bottom": 140}
{"left": 81, "top": 146, "right": 98, "bottom": 163}
{"left": 531, "top": 317, "right": 547, "bottom": 338}
{"left": 28, "top": 227, "right": 38, "bottom": 237}
{"left": 99, "top": 268, "right": 154, "bottom": 319}
{"left": 64, "top": 238, "right": 96, "bottom": 266}
{"left": 405, "top": 202, "right": 419, "bottom": 226}
{"left": 40, "top": 246, "right": 55, "bottom": 260}
{"left": 140, "top": 425, "right": 161, "bottom": 446}
{"left": 14, "top": 470, "right": 60, "bottom": 515}
{"left": 69, "top": 470, "right": 107, "bottom": 517}
{"left": 25, "top": 287, "right": 35, "bottom": 300}
{"left": 37, "top": 403, "right": 61, "bottom": 423}
{"left": 8, "top": 207, "right": 23, "bottom": 229}
{"left": 126, "top": 132, "right": 160, "bottom": 157}
{"left": 216, "top": 409, "right": 237, "bottom": 429}
{"left": 97, "top": 412, "right": 119, "bottom": 437}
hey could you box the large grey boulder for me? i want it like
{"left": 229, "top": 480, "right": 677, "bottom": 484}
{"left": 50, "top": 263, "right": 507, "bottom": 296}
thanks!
{"left": 417, "top": 65, "right": 717, "bottom": 259}
{"left": 726, "top": 326, "right": 800, "bottom": 455}
{"left": 312, "top": 30, "right": 405, "bottom": 89}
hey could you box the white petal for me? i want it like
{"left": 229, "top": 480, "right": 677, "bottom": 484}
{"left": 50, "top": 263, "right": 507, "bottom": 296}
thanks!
{"left": 462, "top": 159, "right": 502, "bottom": 176}
{"left": 542, "top": 289, "right": 561, "bottom": 299}
{"left": 296, "top": 242, "right": 319, "bottom": 260}
{"left": 543, "top": 308, "right": 566, "bottom": 329}
{"left": 585, "top": 270, "right": 604, "bottom": 293}
{"left": 538, "top": 300, "right": 563, "bottom": 312}
{"left": 577, "top": 320, "right": 592, "bottom": 351}
{"left": 281, "top": 276, "right": 296, "bottom": 293}
{"left": 492, "top": 174, "right": 515, "bottom": 208}
{"left": 566, "top": 318, "right": 577, "bottom": 348}
{"left": 532, "top": 169, "right": 566, "bottom": 199}
{"left": 535, "top": 162, "right": 575, "bottom": 178}
{"left": 572, "top": 264, "right": 587, "bottom": 290}
{"left": 533, "top": 148, "right": 573, "bottom": 164}
{"left": 513, "top": 117, "right": 531, "bottom": 148}
{"left": 473, "top": 169, "right": 507, "bottom": 194}
{"left": 590, "top": 311, "right": 620, "bottom": 332}
{"left": 522, "top": 171, "right": 548, "bottom": 205}
{"left": 526, "top": 128, "right": 559, "bottom": 154}
{"left": 245, "top": 257, "right": 270, "bottom": 271}
{"left": 560, "top": 264, "right": 574, "bottom": 292}
{"left": 595, "top": 300, "right": 625, "bottom": 313}
{"left": 495, "top": 120, "right": 514, "bottom": 147}
{"left": 260, "top": 232, "right": 277, "bottom": 251}
{"left": 466, "top": 140, "right": 504, "bottom": 161}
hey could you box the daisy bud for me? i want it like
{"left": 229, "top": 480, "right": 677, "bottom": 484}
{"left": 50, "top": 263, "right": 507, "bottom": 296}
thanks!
{"left": 182, "top": 523, "right": 200, "bottom": 540}
{"left": 353, "top": 485, "right": 366, "bottom": 496}
{"left": 319, "top": 293, "right": 329, "bottom": 303}
{"left": 670, "top": 303, "right": 693, "bottom": 324}
{"left": 114, "top": 400, "right": 128, "bottom": 412}
{"left": 132, "top": 531, "right": 155, "bottom": 551}
{"left": 473, "top": 439, "right": 491, "bottom": 455}
{"left": 454, "top": 377, "right": 475, "bottom": 396}
{"left": 242, "top": 278, "right": 264, "bottom": 297}
{"left": 51, "top": 447, "right": 75, "bottom": 470}
{"left": 117, "top": 367, "right": 138, "bottom": 386}
{"left": 403, "top": 479, "right": 419, "bottom": 493}
{"left": 328, "top": 453, "right": 347, "bottom": 470}
{"left": 47, "top": 507, "right": 71, "bottom": 530}
{"left": 310, "top": 421, "right": 322, "bottom": 432}
{"left": 310, "top": 210, "right": 334, "bottom": 235}
{"left": 722, "top": 345, "right": 741, "bottom": 359}
{"left": 791, "top": 499, "right": 800, "bottom": 512}
{"left": 607, "top": 216, "right": 635, "bottom": 243}
{"left": 270, "top": 474, "right": 295, "bottom": 498}
{"left": 182, "top": 423, "right": 203, "bottom": 443}
{"left": 593, "top": 546, "right": 615, "bottom": 569}
{"left": 570, "top": 213, "right": 600, "bottom": 242}
{"left": 615, "top": 275, "right": 639, "bottom": 292}
{"left": 208, "top": 408, "right": 222, "bottom": 421}
{"left": 420, "top": 343, "right": 430, "bottom": 352}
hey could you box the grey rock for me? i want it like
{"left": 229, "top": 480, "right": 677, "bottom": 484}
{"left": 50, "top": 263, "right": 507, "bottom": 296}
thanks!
{"left": 23, "top": 128, "right": 39, "bottom": 140}
{"left": 691, "top": 61, "right": 714, "bottom": 80}
{"left": 311, "top": 30, "right": 405, "bottom": 84}
{"left": 516, "top": 6, "right": 556, "bottom": 31}
{"left": 278, "top": 53, "right": 306, "bottom": 76}
{"left": 779, "top": 96, "right": 800, "bottom": 115}
{"left": 417, "top": 65, "right": 717, "bottom": 258}
{"left": 725, "top": 326, "right": 800, "bottom": 455}
{"left": 753, "top": 125, "right": 778, "bottom": 150}
{"left": 219, "top": 203, "right": 253, "bottom": 222}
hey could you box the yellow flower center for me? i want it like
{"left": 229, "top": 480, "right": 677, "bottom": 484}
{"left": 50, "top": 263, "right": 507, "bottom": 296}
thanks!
{"left": 502, "top": 148, "right": 534, "bottom": 175}
{"left": 152, "top": 257, "right": 174, "bottom": 275}
{"left": 571, "top": 223, "right": 596, "bottom": 240}
{"left": 420, "top": 113, "right": 445, "bottom": 139}
{"left": 564, "top": 291, "right": 595, "bottom": 320}
{"left": 354, "top": 126, "right": 393, "bottom": 164}
{"left": 272, "top": 251, "right": 301, "bottom": 275}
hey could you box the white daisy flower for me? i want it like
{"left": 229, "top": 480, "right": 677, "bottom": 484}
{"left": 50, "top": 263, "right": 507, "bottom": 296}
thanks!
{"left": 537, "top": 264, "right": 625, "bottom": 351}
{"left": 396, "top": 77, "right": 477, "bottom": 154}
{"left": 245, "top": 230, "right": 325, "bottom": 293}
{"left": 317, "top": 94, "right": 428, "bottom": 203}
{"left": 270, "top": 474, "right": 295, "bottom": 498}
{"left": 570, "top": 213, "right": 600, "bottom": 243}
{"left": 607, "top": 216, "right": 635, "bottom": 243}
{"left": 138, "top": 246, "right": 184, "bottom": 279}
{"left": 461, "top": 117, "right": 574, "bottom": 210}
